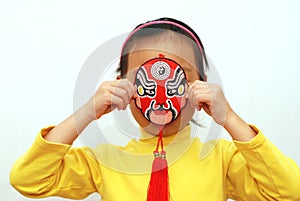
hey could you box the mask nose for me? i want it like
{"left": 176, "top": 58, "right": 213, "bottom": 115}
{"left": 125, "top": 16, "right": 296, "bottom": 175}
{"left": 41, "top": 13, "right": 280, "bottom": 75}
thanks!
{"left": 154, "top": 85, "right": 168, "bottom": 108}
{"left": 153, "top": 102, "right": 169, "bottom": 110}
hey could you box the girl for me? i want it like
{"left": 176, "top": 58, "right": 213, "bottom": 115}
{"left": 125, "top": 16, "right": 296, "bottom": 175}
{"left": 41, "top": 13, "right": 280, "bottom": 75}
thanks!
{"left": 10, "top": 17, "right": 300, "bottom": 201}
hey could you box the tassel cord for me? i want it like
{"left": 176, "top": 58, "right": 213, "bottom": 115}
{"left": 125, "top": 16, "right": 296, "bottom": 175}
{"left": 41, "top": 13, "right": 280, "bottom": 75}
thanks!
{"left": 147, "top": 126, "right": 170, "bottom": 201}
{"left": 155, "top": 126, "right": 164, "bottom": 152}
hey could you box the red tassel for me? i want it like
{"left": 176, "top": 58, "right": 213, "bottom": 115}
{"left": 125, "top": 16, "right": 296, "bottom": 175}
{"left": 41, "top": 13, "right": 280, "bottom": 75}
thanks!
{"left": 147, "top": 128, "right": 170, "bottom": 201}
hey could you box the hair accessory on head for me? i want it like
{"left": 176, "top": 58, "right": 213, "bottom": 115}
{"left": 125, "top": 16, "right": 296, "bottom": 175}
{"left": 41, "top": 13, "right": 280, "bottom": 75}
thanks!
{"left": 118, "top": 17, "right": 207, "bottom": 81}
{"left": 121, "top": 19, "right": 205, "bottom": 64}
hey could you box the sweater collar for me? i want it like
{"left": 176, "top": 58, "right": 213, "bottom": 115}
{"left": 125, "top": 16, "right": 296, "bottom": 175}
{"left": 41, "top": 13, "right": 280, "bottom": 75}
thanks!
{"left": 138, "top": 124, "right": 192, "bottom": 146}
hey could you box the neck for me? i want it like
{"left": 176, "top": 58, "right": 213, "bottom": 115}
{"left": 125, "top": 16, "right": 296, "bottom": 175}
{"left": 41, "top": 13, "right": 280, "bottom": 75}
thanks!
{"left": 138, "top": 124, "right": 192, "bottom": 150}
{"left": 141, "top": 122, "right": 189, "bottom": 137}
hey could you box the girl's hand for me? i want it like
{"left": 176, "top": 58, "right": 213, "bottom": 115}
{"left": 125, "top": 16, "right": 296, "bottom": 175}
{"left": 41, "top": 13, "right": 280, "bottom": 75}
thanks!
{"left": 43, "top": 79, "right": 135, "bottom": 144}
{"left": 86, "top": 79, "right": 136, "bottom": 120}
{"left": 187, "top": 80, "right": 232, "bottom": 126}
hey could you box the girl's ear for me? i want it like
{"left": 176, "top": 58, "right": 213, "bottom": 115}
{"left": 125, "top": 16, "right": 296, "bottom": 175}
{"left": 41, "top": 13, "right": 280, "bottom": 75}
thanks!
{"left": 116, "top": 75, "right": 122, "bottom": 80}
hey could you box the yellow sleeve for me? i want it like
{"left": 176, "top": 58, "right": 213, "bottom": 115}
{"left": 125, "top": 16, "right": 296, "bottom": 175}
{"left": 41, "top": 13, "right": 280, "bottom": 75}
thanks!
{"left": 225, "top": 125, "right": 300, "bottom": 201}
{"left": 10, "top": 126, "right": 102, "bottom": 199}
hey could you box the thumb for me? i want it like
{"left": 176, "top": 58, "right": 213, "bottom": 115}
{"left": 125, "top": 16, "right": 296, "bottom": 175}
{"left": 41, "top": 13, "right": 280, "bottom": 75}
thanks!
{"left": 202, "top": 104, "right": 211, "bottom": 116}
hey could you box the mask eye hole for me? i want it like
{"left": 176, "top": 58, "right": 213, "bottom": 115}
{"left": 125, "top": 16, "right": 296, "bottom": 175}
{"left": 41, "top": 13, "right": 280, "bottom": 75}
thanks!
{"left": 178, "top": 85, "right": 184, "bottom": 95}
{"left": 137, "top": 86, "right": 144, "bottom": 96}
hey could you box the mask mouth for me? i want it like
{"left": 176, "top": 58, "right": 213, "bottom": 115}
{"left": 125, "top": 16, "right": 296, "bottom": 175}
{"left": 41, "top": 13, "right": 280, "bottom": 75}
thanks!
{"left": 145, "top": 100, "right": 177, "bottom": 125}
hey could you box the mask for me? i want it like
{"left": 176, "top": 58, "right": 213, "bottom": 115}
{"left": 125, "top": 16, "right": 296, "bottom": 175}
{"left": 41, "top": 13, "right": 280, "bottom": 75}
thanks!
{"left": 134, "top": 54, "right": 188, "bottom": 125}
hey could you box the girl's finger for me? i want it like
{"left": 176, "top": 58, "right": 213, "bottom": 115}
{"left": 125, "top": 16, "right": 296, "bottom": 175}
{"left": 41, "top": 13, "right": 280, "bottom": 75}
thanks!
{"left": 107, "top": 87, "right": 130, "bottom": 108}
{"left": 112, "top": 79, "right": 136, "bottom": 97}
{"left": 102, "top": 90, "right": 127, "bottom": 110}
{"left": 187, "top": 85, "right": 212, "bottom": 108}
{"left": 102, "top": 79, "right": 136, "bottom": 110}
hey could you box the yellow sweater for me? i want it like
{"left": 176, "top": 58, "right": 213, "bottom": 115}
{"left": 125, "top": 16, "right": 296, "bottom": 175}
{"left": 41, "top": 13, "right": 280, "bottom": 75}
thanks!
{"left": 10, "top": 125, "right": 300, "bottom": 201}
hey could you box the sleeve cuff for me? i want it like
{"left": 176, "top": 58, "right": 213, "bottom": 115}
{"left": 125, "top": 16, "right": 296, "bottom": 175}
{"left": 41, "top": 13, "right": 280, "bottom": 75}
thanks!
{"left": 35, "top": 126, "right": 71, "bottom": 153}
{"left": 233, "top": 125, "right": 266, "bottom": 150}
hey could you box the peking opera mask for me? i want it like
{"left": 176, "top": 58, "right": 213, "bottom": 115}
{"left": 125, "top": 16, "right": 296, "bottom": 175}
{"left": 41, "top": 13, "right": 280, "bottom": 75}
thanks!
{"left": 134, "top": 54, "right": 188, "bottom": 125}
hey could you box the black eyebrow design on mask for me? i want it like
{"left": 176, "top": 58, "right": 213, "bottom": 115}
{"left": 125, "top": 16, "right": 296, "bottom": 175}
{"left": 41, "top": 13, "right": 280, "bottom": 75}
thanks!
{"left": 136, "top": 67, "right": 156, "bottom": 89}
{"left": 166, "top": 66, "right": 186, "bottom": 89}
{"left": 135, "top": 67, "right": 157, "bottom": 97}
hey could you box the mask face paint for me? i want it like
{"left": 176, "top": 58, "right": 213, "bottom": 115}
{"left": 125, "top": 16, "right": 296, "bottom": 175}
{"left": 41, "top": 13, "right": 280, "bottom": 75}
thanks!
{"left": 134, "top": 55, "right": 188, "bottom": 125}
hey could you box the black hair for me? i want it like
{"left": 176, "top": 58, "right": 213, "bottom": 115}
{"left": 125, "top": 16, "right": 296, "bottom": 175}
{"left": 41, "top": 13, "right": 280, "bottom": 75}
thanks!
{"left": 117, "top": 17, "right": 208, "bottom": 81}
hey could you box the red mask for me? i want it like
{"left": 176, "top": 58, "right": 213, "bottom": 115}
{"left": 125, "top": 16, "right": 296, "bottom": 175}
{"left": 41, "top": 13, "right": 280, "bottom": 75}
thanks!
{"left": 134, "top": 55, "right": 188, "bottom": 125}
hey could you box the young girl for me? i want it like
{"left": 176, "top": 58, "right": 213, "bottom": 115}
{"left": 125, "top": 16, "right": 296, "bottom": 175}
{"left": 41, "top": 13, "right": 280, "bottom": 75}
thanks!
{"left": 10, "top": 17, "right": 300, "bottom": 201}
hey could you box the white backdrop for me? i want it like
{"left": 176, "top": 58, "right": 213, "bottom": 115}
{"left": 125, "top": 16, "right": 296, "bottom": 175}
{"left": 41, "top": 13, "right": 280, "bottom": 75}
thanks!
{"left": 1, "top": 0, "right": 299, "bottom": 201}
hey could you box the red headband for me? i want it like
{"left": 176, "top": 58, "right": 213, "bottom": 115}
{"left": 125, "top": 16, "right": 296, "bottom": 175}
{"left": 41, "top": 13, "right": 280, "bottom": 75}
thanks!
{"left": 121, "top": 20, "right": 205, "bottom": 64}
